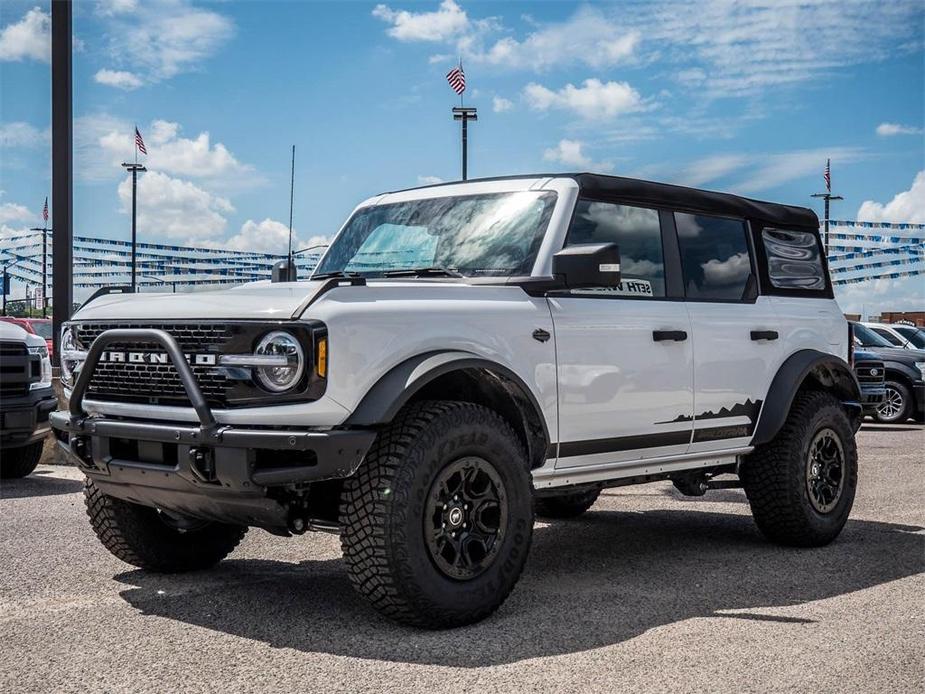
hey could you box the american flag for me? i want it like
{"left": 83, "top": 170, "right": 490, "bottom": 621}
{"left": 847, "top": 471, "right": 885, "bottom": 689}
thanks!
{"left": 446, "top": 63, "right": 466, "bottom": 95}
{"left": 42, "top": 196, "right": 48, "bottom": 222}
{"left": 824, "top": 158, "right": 830, "bottom": 191}
{"left": 135, "top": 126, "right": 147, "bottom": 155}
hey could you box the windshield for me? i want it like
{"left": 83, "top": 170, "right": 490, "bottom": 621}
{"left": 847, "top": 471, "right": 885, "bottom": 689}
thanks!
{"left": 853, "top": 322, "right": 893, "bottom": 348}
{"left": 29, "top": 321, "right": 53, "bottom": 338}
{"left": 895, "top": 326, "right": 925, "bottom": 349}
{"left": 315, "top": 191, "right": 557, "bottom": 278}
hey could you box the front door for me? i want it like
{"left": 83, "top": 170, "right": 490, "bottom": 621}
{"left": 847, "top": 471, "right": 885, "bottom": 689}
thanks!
{"left": 549, "top": 199, "right": 694, "bottom": 469}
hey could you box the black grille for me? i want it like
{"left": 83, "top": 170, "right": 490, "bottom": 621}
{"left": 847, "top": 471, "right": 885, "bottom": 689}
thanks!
{"left": 854, "top": 361, "right": 886, "bottom": 385}
{"left": 69, "top": 320, "right": 325, "bottom": 408}
{"left": 73, "top": 323, "right": 236, "bottom": 406}
{"left": 75, "top": 322, "right": 233, "bottom": 352}
{"left": 0, "top": 341, "right": 31, "bottom": 399}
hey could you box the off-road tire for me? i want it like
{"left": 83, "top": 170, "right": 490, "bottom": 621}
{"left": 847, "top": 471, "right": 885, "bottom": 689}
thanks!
{"left": 741, "top": 390, "right": 857, "bottom": 547}
{"left": 0, "top": 441, "right": 43, "bottom": 479}
{"left": 84, "top": 479, "right": 247, "bottom": 572}
{"left": 535, "top": 488, "right": 600, "bottom": 518}
{"left": 874, "top": 380, "right": 912, "bottom": 423}
{"left": 339, "top": 401, "right": 534, "bottom": 629}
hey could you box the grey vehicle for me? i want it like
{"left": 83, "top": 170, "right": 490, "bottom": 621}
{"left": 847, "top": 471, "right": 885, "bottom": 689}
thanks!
{"left": 1, "top": 321, "right": 56, "bottom": 478}
{"left": 851, "top": 322, "right": 925, "bottom": 423}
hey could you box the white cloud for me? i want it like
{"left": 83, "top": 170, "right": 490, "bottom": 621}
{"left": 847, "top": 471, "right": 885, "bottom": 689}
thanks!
{"left": 0, "top": 7, "right": 49, "bottom": 62}
{"left": 79, "top": 116, "right": 254, "bottom": 184}
{"left": 0, "top": 202, "right": 32, "bottom": 224}
{"left": 876, "top": 122, "right": 923, "bottom": 137}
{"left": 219, "top": 218, "right": 329, "bottom": 255}
{"left": 835, "top": 276, "right": 925, "bottom": 316}
{"left": 473, "top": 7, "right": 639, "bottom": 70}
{"left": 118, "top": 171, "right": 234, "bottom": 240}
{"left": 524, "top": 79, "right": 645, "bottom": 120}
{"left": 735, "top": 147, "right": 865, "bottom": 194}
{"left": 628, "top": 1, "right": 924, "bottom": 98}
{"left": 543, "top": 139, "right": 612, "bottom": 172}
{"left": 94, "top": 69, "right": 144, "bottom": 90}
{"left": 492, "top": 96, "right": 513, "bottom": 113}
{"left": 417, "top": 175, "right": 444, "bottom": 185}
{"left": 857, "top": 171, "right": 925, "bottom": 224}
{"left": 678, "top": 154, "right": 751, "bottom": 187}
{"left": 94, "top": 0, "right": 234, "bottom": 85}
{"left": 96, "top": 0, "right": 139, "bottom": 16}
{"left": 0, "top": 121, "right": 48, "bottom": 148}
{"left": 372, "top": 0, "right": 469, "bottom": 42}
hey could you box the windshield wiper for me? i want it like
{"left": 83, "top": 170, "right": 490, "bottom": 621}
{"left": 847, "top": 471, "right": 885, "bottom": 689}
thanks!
{"left": 383, "top": 266, "right": 463, "bottom": 278}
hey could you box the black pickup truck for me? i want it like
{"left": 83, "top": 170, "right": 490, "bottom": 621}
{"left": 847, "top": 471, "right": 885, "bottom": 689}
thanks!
{"left": 1, "top": 320, "right": 56, "bottom": 478}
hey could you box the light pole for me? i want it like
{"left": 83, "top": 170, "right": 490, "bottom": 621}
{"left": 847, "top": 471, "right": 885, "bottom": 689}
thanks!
{"left": 121, "top": 162, "right": 146, "bottom": 290}
{"left": 452, "top": 106, "right": 477, "bottom": 180}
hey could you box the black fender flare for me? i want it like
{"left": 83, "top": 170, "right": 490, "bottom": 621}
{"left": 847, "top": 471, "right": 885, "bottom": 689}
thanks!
{"left": 345, "top": 350, "right": 551, "bottom": 466}
{"left": 751, "top": 349, "right": 861, "bottom": 447}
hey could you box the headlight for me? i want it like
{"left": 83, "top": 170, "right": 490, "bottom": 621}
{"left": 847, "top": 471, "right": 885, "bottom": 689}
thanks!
{"left": 27, "top": 345, "right": 53, "bottom": 390}
{"left": 916, "top": 361, "right": 925, "bottom": 380}
{"left": 60, "top": 326, "right": 79, "bottom": 386}
{"left": 253, "top": 331, "right": 305, "bottom": 392}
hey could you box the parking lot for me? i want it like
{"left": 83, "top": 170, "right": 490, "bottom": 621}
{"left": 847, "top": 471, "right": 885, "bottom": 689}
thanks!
{"left": 2, "top": 423, "right": 922, "bottom": 693}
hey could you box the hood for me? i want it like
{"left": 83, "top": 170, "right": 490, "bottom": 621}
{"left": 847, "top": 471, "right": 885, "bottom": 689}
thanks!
{"left": 72, "top": 281, "right": 330, "bottom": 321}
{"left": 0, "top": 320, "right": 29, "bottom": 341}
{"left": 863, "top": 345, "right": 925, "bottom": 363}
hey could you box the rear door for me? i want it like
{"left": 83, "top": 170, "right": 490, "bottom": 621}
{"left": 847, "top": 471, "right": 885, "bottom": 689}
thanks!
{"left": 549, "top": 200, "right": 694, "bottom": 469}
{"left": 673, "top": 212, "right": 781, "bottom": 452}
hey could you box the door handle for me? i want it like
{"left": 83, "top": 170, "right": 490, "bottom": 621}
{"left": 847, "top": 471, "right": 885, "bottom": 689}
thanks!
{"left": 653, "top": 330, "right": 688, "bottom": 342}
{"left": 750, "top": 330, "right": 779, "bottom": 341}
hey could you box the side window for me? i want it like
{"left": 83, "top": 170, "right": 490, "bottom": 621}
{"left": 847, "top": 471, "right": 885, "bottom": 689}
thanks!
{"left": 674, "top": 212, "right": 752, "bottom": 301}
{"left": 566, "top": 199, "right": 666, "bottom": 297}
{"left": 761, "top": 228, "right": 826, "bottom": 290}
{"left": 871, "top": 327, "right": 903, "bottom": 346}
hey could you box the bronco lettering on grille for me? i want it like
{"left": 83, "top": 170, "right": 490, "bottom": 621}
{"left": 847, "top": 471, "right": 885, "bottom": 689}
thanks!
{"left": 99, "top": 351, "right": 217, "bottom": 366}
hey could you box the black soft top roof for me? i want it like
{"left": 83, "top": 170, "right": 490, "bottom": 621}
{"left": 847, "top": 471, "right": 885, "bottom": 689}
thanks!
{"left": 389, "top": 172, "right": 820, "bottom": 230}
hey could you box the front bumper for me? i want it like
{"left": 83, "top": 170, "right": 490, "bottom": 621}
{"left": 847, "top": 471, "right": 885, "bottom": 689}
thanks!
{"left": 859, "top": 383, "right": 887, "bottom": 414}
{"left": 50, "top": 327, "right": 375, "bottom": 529}
{"left": 1, "top": 387, "right": 57, "bottom": 449}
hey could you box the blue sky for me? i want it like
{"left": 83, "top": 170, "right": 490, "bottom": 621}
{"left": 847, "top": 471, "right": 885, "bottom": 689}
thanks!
{"left": 1, "top": 0, "right": 923, "bottom": 311}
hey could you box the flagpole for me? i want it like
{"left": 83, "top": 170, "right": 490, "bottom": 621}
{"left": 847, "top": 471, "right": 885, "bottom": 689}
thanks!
{"left": 122, "top": 126, "right": 146, "bottom": 291}
{"left": 811, "top": 158, "right": 842, "bottom": 257}
{"left": 288, "top": 145, "right": 295, "bottom": 266}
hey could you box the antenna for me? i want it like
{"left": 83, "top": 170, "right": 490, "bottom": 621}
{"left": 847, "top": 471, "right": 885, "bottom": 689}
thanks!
{"left": 287, "top": 145, "right": 295, "bottom": 263}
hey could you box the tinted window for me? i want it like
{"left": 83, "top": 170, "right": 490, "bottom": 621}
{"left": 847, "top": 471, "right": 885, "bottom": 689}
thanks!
{"left": 675, "top": 212, "right": 752, "bottom": 301}
{"left": 871, "top": 327, "right": 903, "bottom": 346}
{"left": 761, "top": 228, "right": 826, "bottom": 290}
{"left": 852, "top": 323, "right": 892, "bottom": 348}
{"left": 895, "top": 326, "right": 925, "bottom": 349}
{"left": 567, "top": 200, "right": 665, "bottom": 297}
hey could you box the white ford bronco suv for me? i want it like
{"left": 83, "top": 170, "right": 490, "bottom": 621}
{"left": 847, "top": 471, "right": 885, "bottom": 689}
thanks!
{"left": 51, "top": 174, "right": 860, "bottom": 628}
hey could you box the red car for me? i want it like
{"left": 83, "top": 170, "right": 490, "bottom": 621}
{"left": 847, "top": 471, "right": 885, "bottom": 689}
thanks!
{"left": 0, "top": 317, "right": 53, "bottom": 357}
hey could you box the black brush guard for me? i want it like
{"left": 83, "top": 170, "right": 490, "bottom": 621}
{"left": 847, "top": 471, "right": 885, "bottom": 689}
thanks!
{"left": 50, "top": 329, "right": 375, "bottom": 528}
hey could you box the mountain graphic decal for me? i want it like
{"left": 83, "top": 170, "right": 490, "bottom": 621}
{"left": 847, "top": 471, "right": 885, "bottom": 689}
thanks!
{"left": 656, "top": 399, "right": 763, "bottom": 425}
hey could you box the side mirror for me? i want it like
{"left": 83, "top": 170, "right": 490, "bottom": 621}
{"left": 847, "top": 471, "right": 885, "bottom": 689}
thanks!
{"left": 552, "top": 243, "right": 621, "bottom": 288}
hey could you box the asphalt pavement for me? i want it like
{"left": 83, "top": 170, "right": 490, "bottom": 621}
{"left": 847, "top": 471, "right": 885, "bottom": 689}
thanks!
{"left": 2, "top": 423, "right": 923, "bottom": 693}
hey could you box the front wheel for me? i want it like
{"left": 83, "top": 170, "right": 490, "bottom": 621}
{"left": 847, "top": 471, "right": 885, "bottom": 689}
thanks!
{"left": 741, "top": 390, "right": 857, "bottom": 547}
{"left": 84, "top": 480, "right": 247, "bottom": 572}
{"left": 0, "top": 441, "right": 43, "bottom": 479}
{"left": 875, "top": 380, "right": 912, "bottom": 423}
{"left": 339, "top": 401, "right": 534, "bottom": 629}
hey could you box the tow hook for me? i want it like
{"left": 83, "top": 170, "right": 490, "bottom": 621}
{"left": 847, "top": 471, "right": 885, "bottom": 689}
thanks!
{"left": 70, "top": 435, "right": 93, "bottom": 466}
{"left": 188, "top": 447, "right": 217, "bottom": 483}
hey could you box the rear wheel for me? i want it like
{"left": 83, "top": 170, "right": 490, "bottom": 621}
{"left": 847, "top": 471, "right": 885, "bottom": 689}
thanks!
{"left": 875, "top": 380, "right": 912, "bottom": 423}
{"left": 741, "top": 390, "right": 857, "bottom": 547}
{"left": 84, "top": 480, "right": 247, "bottom": 572}
{"left": 339, "top": 401, "right": 534, "bottom": 629}
{"left": 535, "top": 488, "right": 600, "bottom": 518}
{"left": 0, "top": 441, "right": 43, "bottom": 479}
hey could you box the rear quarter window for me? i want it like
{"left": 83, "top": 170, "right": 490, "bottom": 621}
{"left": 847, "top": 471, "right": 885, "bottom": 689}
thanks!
{"left": 761, "top": 228, "right": 826, "bottom": 291}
